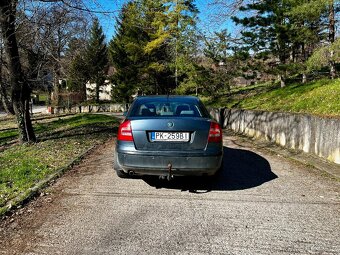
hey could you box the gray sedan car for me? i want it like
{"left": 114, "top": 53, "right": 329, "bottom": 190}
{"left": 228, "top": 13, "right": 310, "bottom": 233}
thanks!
{"left": 114, "top": 95, "right": 223, "bottom": 179}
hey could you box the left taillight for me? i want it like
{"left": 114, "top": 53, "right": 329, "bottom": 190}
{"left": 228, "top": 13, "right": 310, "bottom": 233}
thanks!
{"left": 117, "top": 120, "right": 133, "bottom": 141}
{"left": 208, "top": 122, "right": 222, "bottom": 143}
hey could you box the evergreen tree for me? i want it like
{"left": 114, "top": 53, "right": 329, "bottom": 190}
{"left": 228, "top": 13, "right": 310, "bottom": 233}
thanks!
{"left": 139, "top": 0, "right": 171, "bottom": 94}
{"left": 202, "top": 29, "right": 241, "bottom": 95}
{"left": 85, "top": 19, "right": 108, "bottom": 102}
{"left": 109, "top": 0, "right": 200, "bottom": 100}
{"left": 232, "top": 0, "right": 296, "bottom": 87}
{"left": 307, "top": 38, "right": 340, "bottom": 73}
{"left": 131, "top": 0, "right": 199, "bottom": 94}
{"left": 109, "top": 2, "right": 146, "bottom": 102}
{"left": 287, "top": 0, "right": 333, "bottom": 82}
{"left": 166, "top": 0, "right": 199, "bottom": 90}
{"left": 204, "top": 29, "right": 232, "bottom": 65}
{"left": 233, "top": 0, "right": 338, "bottom": 84}
{"left": 67, "top": 38, "right": 90, "bottom": 100}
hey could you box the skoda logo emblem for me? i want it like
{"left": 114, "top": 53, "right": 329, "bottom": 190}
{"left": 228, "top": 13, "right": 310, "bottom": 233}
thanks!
{"left": 167, "top": 122, "right": 174, "bottom": 128}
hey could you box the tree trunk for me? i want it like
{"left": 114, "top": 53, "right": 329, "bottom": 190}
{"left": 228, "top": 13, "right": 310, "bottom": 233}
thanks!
{"left": 0, "top": 0, "right": 36, "bottom": 143}
{"left": 0, "top": 57, "right": 14, "bottom": 114}
{"left": 0, "top": 85, "right": 15, "bottom": 115}
{"left": 278, "top": 74, "right": 285, "bottom": 88}
{"left": 330, "top": 50, "right": 336, "bottom": 79}
{"left": 0, "top": 30, "right": 14, "bottom": 114}
{"left": 95, "top": 82, "right": 100, "bottom": 103}
{"left": 82, "top": 81, "right": 87, "bottom": 101}
{"left": 301, "top": 42, "right": 307, "bottom": 84}
{"left": 329, "top": 0, "right": 336, "bottom": 79}
{"left": 53, "top": 70, "right": 61, "bottom": 106}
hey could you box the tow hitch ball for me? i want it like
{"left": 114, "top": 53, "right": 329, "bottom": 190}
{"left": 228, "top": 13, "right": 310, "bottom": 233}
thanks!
{"left": 159, "top": 163, "right": 174, "bottom": 181}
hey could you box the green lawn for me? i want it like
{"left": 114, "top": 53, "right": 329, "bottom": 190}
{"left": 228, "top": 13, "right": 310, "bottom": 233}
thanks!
{"left": 204, "top": 79, "right": 340, "bottom": 117}
{"left": 0, "top": 114, "right": 119, "bottom": 210}
{"left": 0, "top": 113, "right": 116, "bottom": 146}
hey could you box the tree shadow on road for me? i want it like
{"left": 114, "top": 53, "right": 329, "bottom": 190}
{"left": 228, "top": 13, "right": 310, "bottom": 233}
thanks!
{"left": 143, "top": 146, "right": 277, "bottom": 193}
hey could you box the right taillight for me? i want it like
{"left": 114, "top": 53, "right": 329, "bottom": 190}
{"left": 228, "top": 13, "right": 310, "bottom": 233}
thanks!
{"left": 208, "top": 122, "right": 222, "bottom": 143}
{"left": 117, "top": 120, "right": 133, "bottom": 141}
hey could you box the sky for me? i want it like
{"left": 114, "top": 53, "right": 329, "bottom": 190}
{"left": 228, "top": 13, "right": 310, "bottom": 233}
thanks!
{"left": 88, "top": 0, "right": 237, "bottom": 41}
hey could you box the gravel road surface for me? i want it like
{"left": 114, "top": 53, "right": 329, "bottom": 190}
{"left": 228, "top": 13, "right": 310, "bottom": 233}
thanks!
{"left": 1, "top": 133, "right": 339, "bottom": 255}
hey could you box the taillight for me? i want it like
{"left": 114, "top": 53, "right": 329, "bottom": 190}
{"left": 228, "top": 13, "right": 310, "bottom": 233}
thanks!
{"left": 208, "top": 122, "right": 222, "bottom": 143}
{"left": 117, "top": 120, "right": 133, "bottom": 141}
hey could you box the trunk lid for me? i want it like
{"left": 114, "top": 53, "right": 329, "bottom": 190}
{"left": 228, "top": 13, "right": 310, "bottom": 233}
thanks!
{"left": 130, "top": 117, "right": 211, "bottom": 151}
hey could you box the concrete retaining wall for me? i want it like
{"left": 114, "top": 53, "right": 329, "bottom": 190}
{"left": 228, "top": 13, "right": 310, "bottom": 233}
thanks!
{"left": 210, "top": 108, "right": 340, "bottom": 165}
{"left": 52, "top": 104, "right": 126, "bottom": 114}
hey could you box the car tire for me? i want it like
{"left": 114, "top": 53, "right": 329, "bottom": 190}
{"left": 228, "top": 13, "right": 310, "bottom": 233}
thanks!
{"left": 214, "top": 159, "right": 224, "bottom": 176}
{"left": 114, "top": 151, "right": 129, "bottom": 178}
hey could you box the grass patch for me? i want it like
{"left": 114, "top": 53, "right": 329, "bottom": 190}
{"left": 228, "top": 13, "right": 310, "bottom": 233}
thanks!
{"left": 38, "top": 94, "right": 48, "bottom": 104}
{"left": 0, "top": 114, "right": 119, "bottom": 208}
{"left": 0, "top": 129, "right": 18, "bottom": 144}
{"left": 202, "top": 82, "right": 276, "bottom": 108}
{"left": 0, "top": 116, "right": 17, "bottom": 130}
{"left": 0, "top": 113, "right": 115, "bottom": 146}
{"left": 204, "top": 79, "right": 340, "bottom": 117}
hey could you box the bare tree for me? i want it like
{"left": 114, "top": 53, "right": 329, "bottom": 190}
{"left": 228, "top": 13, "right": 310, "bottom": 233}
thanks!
{"left": 0, "top": 0, "right": 92, "bottom": 143}
{"left": 0, "top": 0, "right": 36, "bottom": 142}
{"left": 17, "top": 1, "right": 91, "bottom": 105}
{"left": 208, "top": 0, "right": 250, "bottom": 24}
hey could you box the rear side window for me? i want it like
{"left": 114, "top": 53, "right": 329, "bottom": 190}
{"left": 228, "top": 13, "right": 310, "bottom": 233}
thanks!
{"left": 129, "top": 100, "right": 209, "bottom": 118}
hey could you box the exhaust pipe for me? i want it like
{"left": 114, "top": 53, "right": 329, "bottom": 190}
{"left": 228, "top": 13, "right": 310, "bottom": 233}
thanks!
{"left": 128, "top": 170, "right": 134, "bottom": 176}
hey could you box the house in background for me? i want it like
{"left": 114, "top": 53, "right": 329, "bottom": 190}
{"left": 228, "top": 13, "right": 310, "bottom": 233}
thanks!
{"left": 86, "top": 80, "right": 113, "bottom": 101}
{"left": 85, "top": 66, "right": 115, "bottom": 101}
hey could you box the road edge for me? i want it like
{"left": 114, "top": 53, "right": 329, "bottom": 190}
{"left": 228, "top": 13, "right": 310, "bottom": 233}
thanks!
{"left": 0, "top": 145, "right": 97, "bottom": 217}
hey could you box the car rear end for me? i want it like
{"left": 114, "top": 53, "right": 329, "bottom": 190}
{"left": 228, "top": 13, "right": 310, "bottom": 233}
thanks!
{"left": 114, "top": 96, "right": 223, "bottom": 178}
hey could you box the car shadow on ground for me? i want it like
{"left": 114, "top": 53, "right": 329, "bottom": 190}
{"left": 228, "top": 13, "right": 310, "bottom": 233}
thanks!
{"left": 143, "top": 146, "right": 277, "bottom": 193}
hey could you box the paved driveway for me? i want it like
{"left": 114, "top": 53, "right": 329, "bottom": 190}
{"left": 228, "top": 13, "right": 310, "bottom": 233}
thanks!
{"left": 1, "top": 134, "right": 339, "bottom": 254}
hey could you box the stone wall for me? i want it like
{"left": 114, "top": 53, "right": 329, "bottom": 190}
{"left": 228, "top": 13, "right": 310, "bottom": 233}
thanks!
{"left": 210, "top": 108, "right": 340, "bottom": 165}
{"left": 52, "top": 104, "right": 127, "bottom": 114}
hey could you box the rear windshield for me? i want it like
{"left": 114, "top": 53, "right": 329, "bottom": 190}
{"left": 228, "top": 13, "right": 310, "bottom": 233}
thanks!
{"left": 129, "top": 99, "right": 210, "bottom": 118}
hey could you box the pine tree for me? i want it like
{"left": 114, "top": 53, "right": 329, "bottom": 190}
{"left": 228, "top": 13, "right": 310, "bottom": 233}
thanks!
{"left": 109, "top": 0, "right": 200, "bottom": 100}
{"left": 109, "top": 2, "right": 146, "bottom": 102}
{"left": 166, "top": 0, "right": 199, "bottom": 90}
{"left": 232, "top": 0, "right": 296, "bottom": 87}
{"left": 202, "top": 29, "right": 239, "bottom": 95}
{"left": 288, "top": 0, "right": 338, "bottom": 79}
{"left": 139, "top": 0, "right": 171, "bottom": 94}
{"left": 328, "top": 0, "right": 337, "bottom": 79}
{"left": 85, "top": 19, "right": 108, "bottom": 103}
{"left": 66, "top": 38, "right": 90, "bottom": 100}
{"left": 287, "top": 0, "right": 331, "bottom": 82}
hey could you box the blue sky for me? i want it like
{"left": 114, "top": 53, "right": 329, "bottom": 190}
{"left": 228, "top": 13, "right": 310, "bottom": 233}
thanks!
{"left": 90, "top": 0, "right": 236, "bottom": 41}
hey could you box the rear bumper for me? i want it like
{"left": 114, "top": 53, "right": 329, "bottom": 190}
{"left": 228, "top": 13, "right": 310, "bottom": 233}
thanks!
{"left": 115, "top": 152, "right": 222, "bottom": 176}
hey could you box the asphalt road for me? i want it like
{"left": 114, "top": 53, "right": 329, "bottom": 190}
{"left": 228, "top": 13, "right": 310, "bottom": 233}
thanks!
{"left": 1, "top": 134, "right": 339, "bottom": 255}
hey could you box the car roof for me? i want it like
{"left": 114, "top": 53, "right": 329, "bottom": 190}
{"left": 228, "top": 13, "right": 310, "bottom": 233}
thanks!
{"left": 134, "top": 95, "right": 200, "bottom": 103}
